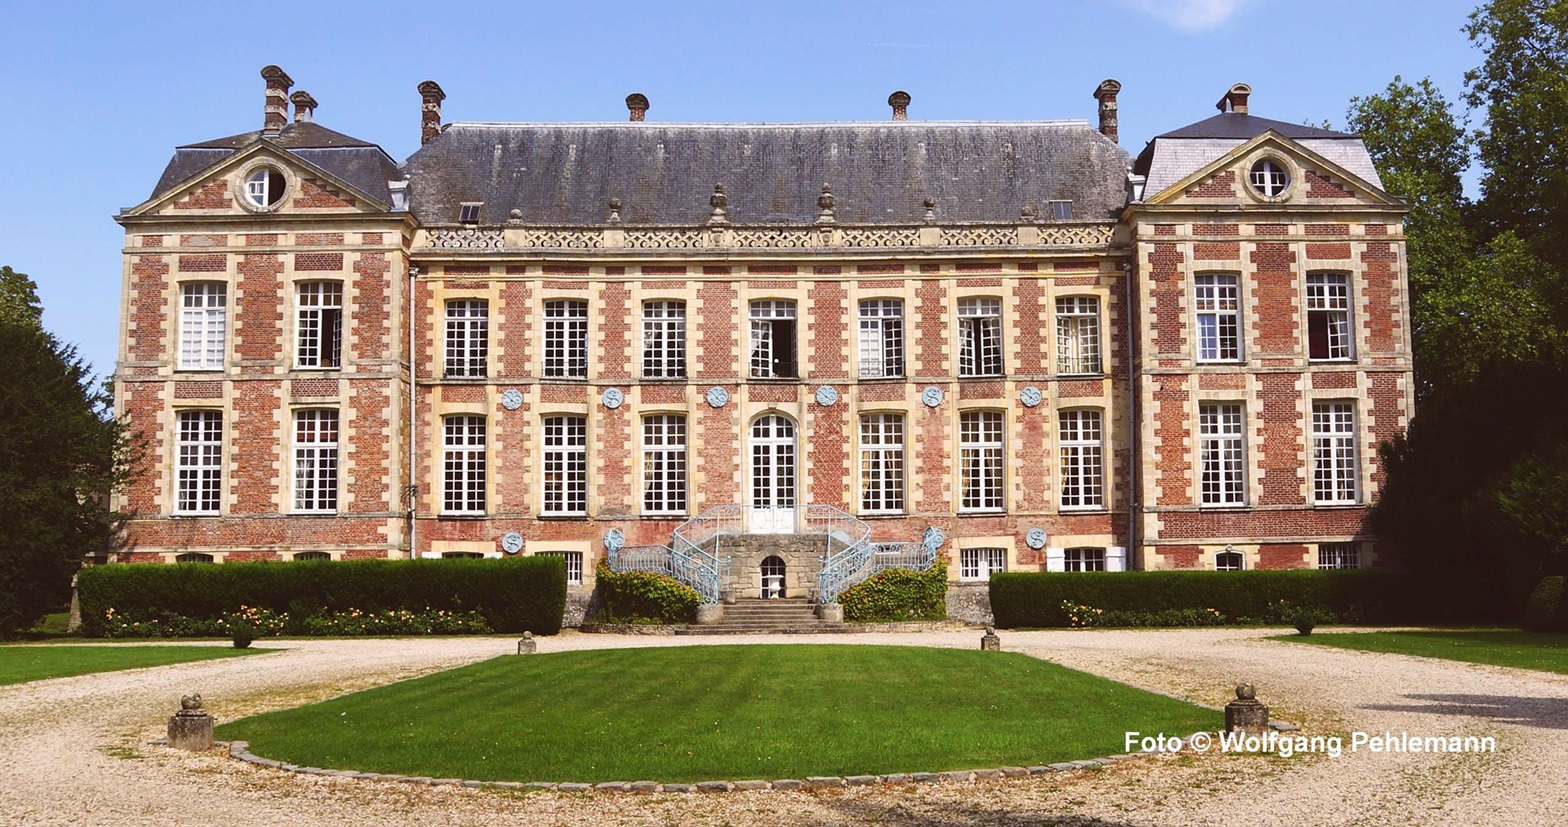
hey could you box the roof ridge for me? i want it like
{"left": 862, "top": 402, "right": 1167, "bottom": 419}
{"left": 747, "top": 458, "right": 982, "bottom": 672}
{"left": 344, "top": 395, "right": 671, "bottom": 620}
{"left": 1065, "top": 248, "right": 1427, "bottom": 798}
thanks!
{"left": 442, "top": 119, "right": 1096, "bottom": 129}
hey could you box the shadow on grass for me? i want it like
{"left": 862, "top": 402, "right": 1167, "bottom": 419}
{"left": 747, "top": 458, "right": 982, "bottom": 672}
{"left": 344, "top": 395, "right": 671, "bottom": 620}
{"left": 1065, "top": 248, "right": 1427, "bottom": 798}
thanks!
{"left": 821, "top": 796, "right": 1140, "bottom": 827}
{"left": 1364, "top": 693, "right": 1568, "bottom": 730}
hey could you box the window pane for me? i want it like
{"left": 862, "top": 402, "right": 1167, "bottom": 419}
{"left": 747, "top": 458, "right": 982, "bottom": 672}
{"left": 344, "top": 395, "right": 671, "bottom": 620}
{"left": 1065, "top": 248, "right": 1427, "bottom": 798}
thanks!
{"left": 175, "top": 410, "right": 224, "bottom": 514}
{"left": 445, "top": 300, "right": 489, "bottom": 378}
{"left": 442, "top": 416, "right": 486, "bottom": 514}
{"left": 643, "top": 414, "right": 688, "bottom": 514}
{"left": 543, "top": 415, "right": 588, "bottom": 514}
{"left": 543, "top": 301, "right": 588, "bottom": 378}
{"left": 642, "top": 301, "right": 687, "bottom": 379}
{"left": 960, "top": 411, "right": 1004, "bottom": 510}
{"left": 179, "top": 283, "right": 226, "bottom": 370}
{"left": 859, "top": 413, "right": 905, "bottom": 513}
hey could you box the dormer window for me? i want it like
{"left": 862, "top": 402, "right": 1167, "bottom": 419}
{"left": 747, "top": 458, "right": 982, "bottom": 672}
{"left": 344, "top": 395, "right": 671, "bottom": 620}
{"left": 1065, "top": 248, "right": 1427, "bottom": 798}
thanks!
{"left": 244, "top": 167, "right": 286, "bottom": 208}
{"left": 1049, "top": 200, "right": 1074, "bottom": 221}
{"left": 1249, "top": 159, "right": 1289, "bottom": 197}
{"left": 459, "top": 202, "right": 483, "bottom": 224}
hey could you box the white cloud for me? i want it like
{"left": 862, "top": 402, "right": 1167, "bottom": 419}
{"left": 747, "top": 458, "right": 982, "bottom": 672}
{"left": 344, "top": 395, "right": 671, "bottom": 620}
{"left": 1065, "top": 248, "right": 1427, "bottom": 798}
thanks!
{"left": 1124, "top": 0, "right": 1254, "bottom": 32}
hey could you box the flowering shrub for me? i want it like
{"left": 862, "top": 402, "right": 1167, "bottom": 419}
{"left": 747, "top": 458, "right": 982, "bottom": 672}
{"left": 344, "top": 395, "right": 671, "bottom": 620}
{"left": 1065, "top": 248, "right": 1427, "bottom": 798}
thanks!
{"left": 841, "top": 562, "right": 948, "bottom": 623}
{"left": 594, "top": 564, "right": 700, "bottom": 623}
{"left": 1060, "top": 600, "right": 1228, "bottom": 629}
{"left": 97, "top": 606, "right": 490, "bottom": 638}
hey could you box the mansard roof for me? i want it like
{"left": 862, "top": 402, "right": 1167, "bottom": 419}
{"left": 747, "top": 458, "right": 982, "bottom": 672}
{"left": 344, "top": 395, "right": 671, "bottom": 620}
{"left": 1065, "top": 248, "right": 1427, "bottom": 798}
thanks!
{"left": 402, "top": 121, "right": 1132, "bottom": 226}
{"left": 150, "top": 122, "right": 401, "bottom": 208}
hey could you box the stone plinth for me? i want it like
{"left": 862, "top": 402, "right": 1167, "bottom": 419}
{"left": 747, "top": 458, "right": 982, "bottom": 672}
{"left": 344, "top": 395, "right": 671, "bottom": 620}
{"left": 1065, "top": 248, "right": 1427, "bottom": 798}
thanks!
{"left": 816, "top": 603, "right": 844, "bottom": 623}
{"left": 980, "top": 627, "right": 1001, "bottom": 651}
{"left": 517, "top": 632, "right": 536, "bottom": 654}
{"left": 168, "top": 711, "right": 214, "bottom": 751}
{"left": 1224, "top": 684, "right": 1269, "bottom": 735}
{"left": 696, "top": 604, "right": 724, "bottom": 625}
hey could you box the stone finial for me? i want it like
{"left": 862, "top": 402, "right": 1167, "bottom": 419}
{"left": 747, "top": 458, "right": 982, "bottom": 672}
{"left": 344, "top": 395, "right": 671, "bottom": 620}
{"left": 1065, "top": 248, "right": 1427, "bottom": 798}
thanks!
{"left": 1217, "top": 82, "right": 1252, "bottom": 115}
{"left": 508, "top": 208, "right": 522, "bottom": 221}
{"left": 709, "top": 183, "right": 729, "bottom": 224}
{"left": 168, "top": 693, "right": 214, "bottom": 751}
{"left": 1092, "top": 78, "right": 1121, "bottom": 143}
{"left": 608, "top": 197, "right": 622, "bottom": 224}
{"left": 816, "top": 183, "right": 836, "bottom": 224}
{"left": 418, "top": 80, "right": 447, "bottom": 145}
{"left": 260, "top": 65, "right": 294, "bottom": 135}
{"left": 517, "top": 631, "right": 537, "bottom": 654}
{"left": 1021, "top": 204, "right": 1039, "bottom": 223}
{"left": 1224, "top": 682, "right": 1268, "bottom": 735}
{"left": 626, "top": 92, "right": 650, "bottom": 122}
{"left": 981, "top": 626, "right": 1001, "bottom": 651}
{"left": 923, "top": 197, "right": 936, "bottom": 224}
{"left": 290, "top": 90, "right": 317, "bottom": 124}
{"left": 888, "top": 90, "right": 911, "bottom": 121}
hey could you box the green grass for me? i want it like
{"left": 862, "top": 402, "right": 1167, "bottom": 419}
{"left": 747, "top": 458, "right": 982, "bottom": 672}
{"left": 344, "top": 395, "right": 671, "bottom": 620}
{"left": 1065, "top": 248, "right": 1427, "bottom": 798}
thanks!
{"left": 1278, "top": 630, "right": 1568, "bottom": 674}
{"left": 218, "top": 644, "right": 1215, "bottom": 783}
{"left": 0, "top": 645, "right": 262, "bottom": 685}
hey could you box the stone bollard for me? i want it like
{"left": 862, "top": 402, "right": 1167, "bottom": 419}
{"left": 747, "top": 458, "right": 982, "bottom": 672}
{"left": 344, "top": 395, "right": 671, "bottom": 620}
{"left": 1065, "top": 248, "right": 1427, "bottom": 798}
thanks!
{"left": 1224, "top": 684, "right": 1269, "bottom": 735}
{"left": 517, "top": 631, "right": 537, "bottom": 654}
{"left": 167, "top": 694, "right": 214, "bottom": 751}
{"left": 696, "top": 604, "right": 724, "bottom": 625}
{"left": 980, "top": 626, "right": 1001, "bottom": 651}
{"left": 817, "top": 603, "right": 844, "bottom": 623}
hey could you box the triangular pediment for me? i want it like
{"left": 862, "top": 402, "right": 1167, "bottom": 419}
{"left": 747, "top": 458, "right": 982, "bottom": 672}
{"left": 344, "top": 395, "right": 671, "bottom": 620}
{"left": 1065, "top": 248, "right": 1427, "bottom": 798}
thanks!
{"left": 123, "top": 141, "right": 390, "bottom": 219}
{"left": 1144, "top": 131, "right": 1402, "bottom": 208}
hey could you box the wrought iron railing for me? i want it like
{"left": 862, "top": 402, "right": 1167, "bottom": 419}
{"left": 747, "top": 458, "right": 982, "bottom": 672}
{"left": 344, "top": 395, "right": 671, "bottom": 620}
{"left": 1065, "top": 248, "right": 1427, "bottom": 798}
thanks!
{"left": 604, "top": 505, "right": 742, "bottom": 605}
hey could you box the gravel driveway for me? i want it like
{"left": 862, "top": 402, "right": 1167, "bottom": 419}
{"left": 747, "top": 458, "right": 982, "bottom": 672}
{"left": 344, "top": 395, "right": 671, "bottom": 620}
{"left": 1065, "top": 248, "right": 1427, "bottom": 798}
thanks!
{"left": 3, "top": 629, "right": 1565, "bottom": 826}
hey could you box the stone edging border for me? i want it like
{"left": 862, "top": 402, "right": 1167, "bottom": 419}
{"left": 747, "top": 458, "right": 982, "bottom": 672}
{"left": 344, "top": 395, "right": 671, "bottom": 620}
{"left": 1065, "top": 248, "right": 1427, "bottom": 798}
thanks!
{"left": 200, "top": 723, "right": 1297, "bottom": 794}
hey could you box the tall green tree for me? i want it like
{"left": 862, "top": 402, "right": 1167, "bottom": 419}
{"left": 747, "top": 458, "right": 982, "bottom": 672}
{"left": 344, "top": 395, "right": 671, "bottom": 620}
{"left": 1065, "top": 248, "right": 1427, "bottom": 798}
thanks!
{"left": 0, "top": 275, "right": 136, "bottom": 638}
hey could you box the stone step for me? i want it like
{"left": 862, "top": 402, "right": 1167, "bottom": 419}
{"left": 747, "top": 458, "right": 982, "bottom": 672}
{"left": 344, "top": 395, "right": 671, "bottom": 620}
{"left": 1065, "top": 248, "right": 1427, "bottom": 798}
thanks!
{"left": 676, "top": 625, "right": 850, "bottom": 636}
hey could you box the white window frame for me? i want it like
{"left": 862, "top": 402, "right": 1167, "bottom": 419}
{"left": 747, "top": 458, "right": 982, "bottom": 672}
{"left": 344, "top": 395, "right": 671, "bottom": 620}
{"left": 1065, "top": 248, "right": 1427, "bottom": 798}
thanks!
{"left": 295, "top": 281, "right": 343, "bottom": 369}
{"left": 1059, "top": 409, "right": 1104, "bottom": 510}
{"left": 444, "top": 299, "right": 489, "bottom": 378}
{"left": 1306, "top": 273, "right": 1354, "bottom": 361}
{"left": 859, "top": 413, "right": 906, "bottom": 515}
{"left": 543, "top": 300, "right": 588, "bottom": 379}
{"left": 1249, "top": 159, "right": 1290, "bottom": 197}
{"left": 858, "top": 299, "right": 905, "bottom": 379}
{"left": 959, "top": 410, "right": 1005, "bottom": 512}
{"left": 244, "top": 168, "right": 285, "bottom": 208}
{"left": 958, "top": 297, "right": 1004, "bottom": 377}
{"left": 1194, "top": 274, "right": 1241, "bottom": 362}
{"left": 749, "top": 300, "right": 798, "bottom": 379}
{"left": 959, "top": 547, "right": 1007, "bottom": 581}
{"left": 1317, "top": 542, "right": 1360, "bottom": 570}
{"left": 1198, "top": 403, "right": 1247, "bottom": 506}
{"left": 1064, "top": 547, "right": 1106, "bottom": 572}
{"left": 1055, "top": 296, "right": 1101, "bottom": 375}
{"left": 292, "top": 409, "right": 339, "bottom": 513}
{"left": 641, "top": 301, "right": 687, "bottom": 379}
{"left": 542, "top": 415, "right": 588, "bottom": 516}
{"left": 1215, "top": 550, "right": 1245, "bottom": 571}
{"left": 540, "top": 551, "right": 585, "bottom": 585}
{"left": 175, "top": 410, "right": 223, "bottom": 515}
{"left": 1312, "top": 401, "right": 1360, "bottom": 504}
{"left": 642, "top": 414, "right": 688, "bottom": 516}
{"left": 178, "top": 282, "right": 227, "bottom": 371}
{"left": 441, "top": 416, "right": 487, "bottom": 515}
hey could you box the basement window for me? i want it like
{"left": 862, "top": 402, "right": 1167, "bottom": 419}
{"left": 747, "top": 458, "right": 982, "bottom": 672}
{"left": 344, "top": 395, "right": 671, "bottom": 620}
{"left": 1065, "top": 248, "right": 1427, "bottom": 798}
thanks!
{"left": 459, "top": 203, "right": 483, "bottom": 224}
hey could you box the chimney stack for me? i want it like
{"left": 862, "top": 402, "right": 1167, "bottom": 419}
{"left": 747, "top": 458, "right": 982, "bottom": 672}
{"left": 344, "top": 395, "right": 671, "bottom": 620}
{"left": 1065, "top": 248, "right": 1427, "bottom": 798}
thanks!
{"left": 1217, "top": 83, "right": 1251, "bottom": 115}
{"left": 291, "top": 90, "right": 317, "bottom": 124}
{"left": 1092, "top": 79, "right": 1121, "bottom": 143}
{"left": 418, "top": 81, "right": 446, "bottom": 145}
{"left": 888, "top": 90, "right": 911, "bottom": 121}
{"left": 626, "top": 93, "right": 649, "bottom": 122}
{"left": 260, "top": 65, "right": 294, "bottom": 135}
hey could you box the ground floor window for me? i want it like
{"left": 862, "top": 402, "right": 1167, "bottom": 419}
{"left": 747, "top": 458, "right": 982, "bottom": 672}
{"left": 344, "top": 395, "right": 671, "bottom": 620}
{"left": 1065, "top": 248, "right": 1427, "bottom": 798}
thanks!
{"left": 293, "top": 551, "right": 331, "bottom": 562}
{"left": 175, "top": 552, "right": 214, "bottom": 564}
{"left": 441, "top": 551, "right": 484, "bottom": 559}
{"left": 960, "top": 547, "right": 1007, "bottom": 581}
{"left": 1064, "top": 547, "right": 1105, "bottom": 572}
{"left": 1317, "top": 543, "right": 1360, "bottom": 569}
{"left": 540, "top": 551, "right": 585, "bottom": 585}
{"left": 1215, "top": 549, "right": 1245, "bottom": 571}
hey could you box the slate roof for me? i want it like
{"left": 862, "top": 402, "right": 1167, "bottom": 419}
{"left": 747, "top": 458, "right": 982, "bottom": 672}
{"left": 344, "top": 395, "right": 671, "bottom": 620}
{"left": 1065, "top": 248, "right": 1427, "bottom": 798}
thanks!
{"left": 1133, "top": 112, "right": 1382, "bottom": 199}
{"left": 402, "top": 121, "right": 1132, "bottom": 226}
{"left": 150, "top": 122, "right": 400, "bottom": 208}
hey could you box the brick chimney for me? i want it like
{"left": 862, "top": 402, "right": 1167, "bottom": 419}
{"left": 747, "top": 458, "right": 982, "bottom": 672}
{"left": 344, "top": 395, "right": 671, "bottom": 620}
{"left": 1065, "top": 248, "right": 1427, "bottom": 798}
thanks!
{"left": 291, "top": 90, "right": 317, "bottom": 124}
{"left": 1217, "top": 82, "right": 1252, "bottom": 114}
{"left": 260, "top": 65, "right": 293, "bottom": 136}
{"left": 1092, "top": 79, "right": 1121, "bottom": 142}
{"left": 888, "top": 90, "right": 911, "bottom": 121}
{"left": 418, "top": 81, "right": 446, "bottom": 145}
{"left": 626, "top": 93, "right": 649, "bottom": 122}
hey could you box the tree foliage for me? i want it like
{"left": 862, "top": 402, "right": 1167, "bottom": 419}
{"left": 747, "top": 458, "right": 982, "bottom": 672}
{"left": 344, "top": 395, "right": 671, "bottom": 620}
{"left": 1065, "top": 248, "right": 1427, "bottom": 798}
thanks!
{"left": 0, "top": 266, "right": 42, "bottom": 328}
{"left": 0, "top": 294, "right": 136, "bottom": 638}
{"left": 1358, "top": 2, "right": 1568, "bottom": 615}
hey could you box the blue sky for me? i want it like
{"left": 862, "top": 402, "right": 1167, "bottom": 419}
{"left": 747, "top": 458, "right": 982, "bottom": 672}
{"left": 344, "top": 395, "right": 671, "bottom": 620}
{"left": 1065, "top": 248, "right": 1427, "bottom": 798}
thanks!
{"left": 0, "top": 0, "right": 1484, "bottom": 376}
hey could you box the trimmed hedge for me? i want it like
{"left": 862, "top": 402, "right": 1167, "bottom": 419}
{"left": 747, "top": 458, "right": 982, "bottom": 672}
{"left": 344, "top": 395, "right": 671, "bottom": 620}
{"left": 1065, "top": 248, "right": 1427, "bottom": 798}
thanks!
{"left": 594, "top": 564, "right": 700, "bottom": 624}
{"left": 990, "top": 570, "right": 1444, "bottom": 629}
{"left": 77, "top": 557, "right": 567, "bottom": 637}
{"left": 841, "top": 562, "right": 948, "bottom": 622}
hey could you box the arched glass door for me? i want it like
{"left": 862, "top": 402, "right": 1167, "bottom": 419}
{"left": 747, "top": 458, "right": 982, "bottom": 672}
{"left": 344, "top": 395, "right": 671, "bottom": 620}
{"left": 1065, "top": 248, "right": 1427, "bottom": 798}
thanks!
{"left": 749, "top": 414, "right": 797, "bottom": 534}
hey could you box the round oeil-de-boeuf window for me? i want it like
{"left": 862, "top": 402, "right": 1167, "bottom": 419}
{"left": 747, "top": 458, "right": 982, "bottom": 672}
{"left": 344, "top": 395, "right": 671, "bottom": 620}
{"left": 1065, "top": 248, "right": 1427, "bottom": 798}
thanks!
{"left": 244, "top": 167, "right": 287, "bottom": 208}
{"left": 1248, "top": 158, "right": 1289, "bottom": 197}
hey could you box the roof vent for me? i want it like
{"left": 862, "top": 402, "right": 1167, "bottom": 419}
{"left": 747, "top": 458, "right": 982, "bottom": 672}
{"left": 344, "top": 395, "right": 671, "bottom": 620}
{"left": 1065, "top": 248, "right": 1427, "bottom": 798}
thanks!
{"left": 1217, "top": 83, "right": 1252, "bottom": 115}
{"left": 888, "top": 90, "right": 911, "bottom": 121}
{"left": 627, "top": 93, "right": 649, "bottom": 122}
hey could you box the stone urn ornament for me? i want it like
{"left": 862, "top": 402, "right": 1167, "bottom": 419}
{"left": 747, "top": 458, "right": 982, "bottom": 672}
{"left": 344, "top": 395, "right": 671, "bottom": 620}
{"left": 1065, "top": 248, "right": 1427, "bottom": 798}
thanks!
{"left": 168, "top": 693, "right": 214, "bottom": 751}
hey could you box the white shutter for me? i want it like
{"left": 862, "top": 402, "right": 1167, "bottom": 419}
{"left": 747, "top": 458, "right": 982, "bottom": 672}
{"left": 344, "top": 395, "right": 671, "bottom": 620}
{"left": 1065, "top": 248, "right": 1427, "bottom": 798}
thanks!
{"left": 1106, "top": 546, "right": 1127, "bottom": 572}
{"left": 1045, "top": 547, "right": 1065, "bottom": 572}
